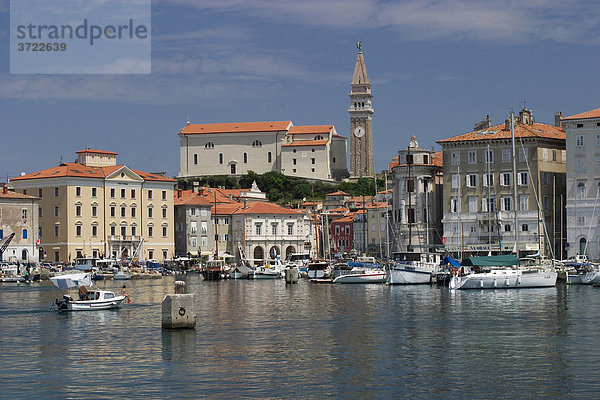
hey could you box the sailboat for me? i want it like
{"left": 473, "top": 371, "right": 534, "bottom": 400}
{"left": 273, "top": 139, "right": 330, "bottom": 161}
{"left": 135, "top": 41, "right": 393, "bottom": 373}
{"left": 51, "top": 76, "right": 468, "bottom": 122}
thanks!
{"left": 386, "top": 137, "right": 441, "bottom": 284}
{"left": 449, "top": 112, "right": 557, "bottom": 289}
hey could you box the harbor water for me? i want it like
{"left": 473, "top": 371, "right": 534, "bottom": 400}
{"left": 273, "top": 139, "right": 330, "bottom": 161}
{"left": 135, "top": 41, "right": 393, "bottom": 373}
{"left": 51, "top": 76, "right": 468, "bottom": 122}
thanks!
{"left": 1, "top": 277, "right": 599, "bottom": 399}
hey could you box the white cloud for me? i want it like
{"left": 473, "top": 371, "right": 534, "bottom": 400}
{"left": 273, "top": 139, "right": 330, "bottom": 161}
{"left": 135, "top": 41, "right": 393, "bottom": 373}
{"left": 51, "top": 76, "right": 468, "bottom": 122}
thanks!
{"left": 164, "top": 0, "right": 600, "bottom": 44}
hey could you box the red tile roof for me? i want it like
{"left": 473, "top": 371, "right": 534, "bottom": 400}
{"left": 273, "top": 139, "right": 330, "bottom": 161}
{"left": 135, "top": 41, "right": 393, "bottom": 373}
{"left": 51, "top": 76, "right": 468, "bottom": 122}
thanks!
{"left": 563, "top": 108, "right": 600, "bottom": 120}
{"left": 326, "top": 190, "right": 350, "bottom": 197}
{"left": 432, "top": 151, "right": 443, "bottom": 167}
{"left": 232, "top": 201, "right": 302, "bottom": 215}
{"left": 174, "top": 191, "right": 213, "bottom": 206}
{"left": 438, "top": 122, "right": 565, "bottom": 143}
{"left": 0, "top": 189, "right": 38, "bottom": 200}
{"left": 212, "top": 203, "right": 241, "bottom": 215}
{"left": 288, "top": 125, "right": 333, "bottom": 134}
{"left": 10, "top": 163, "right": 176, "bottom": 183}
{"left": 282, "top": 140, "right": 329, "bottom": 147}
{"left": 328, "top": 207, "right": 349, "bottom": 213}
{"left": 364, "top": 202, "right": 390, "bottom": 210}
{"left": 76, "top": 149, "right": 118, "bottom": 155}
{"left": 332, "top": 214, "right": 355, "bottom": 223}
{"left": 179, "top": 121, "right": 292, "bottom": 135}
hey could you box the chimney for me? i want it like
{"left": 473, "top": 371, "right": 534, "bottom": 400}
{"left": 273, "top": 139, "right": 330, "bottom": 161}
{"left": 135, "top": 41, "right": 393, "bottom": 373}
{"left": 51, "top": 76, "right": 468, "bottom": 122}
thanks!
{"left": 192, "top": 181, "right": 199, "bottom": 193}
{"left": 519, "top": 108, "right": 534, "bottom": 125}
{"left": 555, "top": 111, "right": 563, "bottom": 128}
{"left": 474, "top": 115, "right": 492, "bottom": 131}
{"left": 504, "top": 117, "right": 512, "bottom": 131}
{"left": 2, "top": 186, "right": 7, "bottom": 194}
{"left": 177, "top": 189, "right": 182, "bottom": 198}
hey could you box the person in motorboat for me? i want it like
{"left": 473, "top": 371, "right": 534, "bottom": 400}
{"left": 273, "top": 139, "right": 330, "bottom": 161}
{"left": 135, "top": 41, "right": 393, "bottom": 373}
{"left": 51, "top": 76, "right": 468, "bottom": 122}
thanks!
{"left": 121, "top": 285, "right": 132, "bottom": 304}
{"left": 78, "top": 285, "right": 89, "bottom": 300}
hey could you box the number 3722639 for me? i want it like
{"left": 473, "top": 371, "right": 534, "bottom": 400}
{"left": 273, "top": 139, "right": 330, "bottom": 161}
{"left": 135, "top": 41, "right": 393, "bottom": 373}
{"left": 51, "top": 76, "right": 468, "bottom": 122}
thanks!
{"left": 17, "top": 42, "right": 67, "bottom": 51}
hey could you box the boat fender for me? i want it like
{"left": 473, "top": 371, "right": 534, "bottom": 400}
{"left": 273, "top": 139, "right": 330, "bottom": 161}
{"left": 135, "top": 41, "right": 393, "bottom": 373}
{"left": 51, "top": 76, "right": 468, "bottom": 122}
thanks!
{"left": 451, "top": 268, "right": 458, "bottom": 276}
{"left": 178, "top": 307, "right": 186, "bottom": 316}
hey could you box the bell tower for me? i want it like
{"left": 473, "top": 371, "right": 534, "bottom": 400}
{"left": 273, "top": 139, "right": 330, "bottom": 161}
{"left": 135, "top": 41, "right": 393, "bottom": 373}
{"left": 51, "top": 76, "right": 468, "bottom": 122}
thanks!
{"left": 349, "top": 42, "right": 374, "bottom": 178}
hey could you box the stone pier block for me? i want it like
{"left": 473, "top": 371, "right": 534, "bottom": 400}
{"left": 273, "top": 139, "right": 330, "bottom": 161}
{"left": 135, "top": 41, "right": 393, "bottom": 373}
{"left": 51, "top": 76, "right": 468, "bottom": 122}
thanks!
{"left": 162, "top": 294, "right": 196, "bottom": 329}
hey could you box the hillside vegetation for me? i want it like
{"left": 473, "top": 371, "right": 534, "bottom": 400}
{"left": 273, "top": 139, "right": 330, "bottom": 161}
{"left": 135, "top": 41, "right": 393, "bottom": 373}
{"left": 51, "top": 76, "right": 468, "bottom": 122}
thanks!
{"left": 177, "top": 171, "right": 386, "bottom": 205}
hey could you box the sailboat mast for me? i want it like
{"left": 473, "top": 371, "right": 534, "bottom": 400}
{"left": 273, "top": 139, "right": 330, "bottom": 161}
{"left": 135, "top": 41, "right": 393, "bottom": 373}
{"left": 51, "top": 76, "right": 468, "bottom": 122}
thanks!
{"left": 384, "top": 170, "right": 390, "bottom": 259}
{"left": 511, "top": 112, "right": 519, "bottom": 257}
{"left": 458, "top": 165, "right": 462, "bottom": 260}
{"left": 487, "top": 143, "right": 492, "bottom": 255}
{"left": 374, "top": 175, "right": 383, "bottom": 260}
{"left": 407, "top": 144, "right": 412, "bottom": 251}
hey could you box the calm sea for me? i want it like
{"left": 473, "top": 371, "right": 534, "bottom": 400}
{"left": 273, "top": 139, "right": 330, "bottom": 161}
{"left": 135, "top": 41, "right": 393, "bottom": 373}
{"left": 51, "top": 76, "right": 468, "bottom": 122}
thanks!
{"left": 0, "top": 277, "right": 598, "bottom": 399}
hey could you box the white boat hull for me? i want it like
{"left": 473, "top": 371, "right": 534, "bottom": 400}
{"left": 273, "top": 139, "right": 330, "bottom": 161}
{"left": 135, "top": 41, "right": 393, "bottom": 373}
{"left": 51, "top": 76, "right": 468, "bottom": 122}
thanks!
{"left": 113, "top": 274, "right": 131, "bottom": 280}
{"left": 229, "top": 271, "right": 246, "bottom": 279}
{"left": 386, "top": 267, "right": 433, "bottom": 284}
{"left": 568, "top": 272, "right": 600, "bottom": 285}
{"left": 450, "top": 270, "right": 557, "bottom": 289}
{"left": 51, "top": 295, "right": 126, "bottom": 311}
{"left": 333, "top": 271, "right": 385, "bottom": 284}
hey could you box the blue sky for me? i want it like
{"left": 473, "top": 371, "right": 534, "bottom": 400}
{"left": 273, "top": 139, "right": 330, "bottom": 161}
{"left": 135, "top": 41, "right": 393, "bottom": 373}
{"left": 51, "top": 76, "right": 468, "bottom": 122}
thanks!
{"left": 1, "top": 0, "right": 599, "bottom": 180}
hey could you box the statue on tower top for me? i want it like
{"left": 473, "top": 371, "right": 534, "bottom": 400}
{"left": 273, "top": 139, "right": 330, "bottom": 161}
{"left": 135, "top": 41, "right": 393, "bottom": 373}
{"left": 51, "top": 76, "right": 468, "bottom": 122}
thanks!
{"left": 356, "top": 41, "right": 362, "bottom": 53}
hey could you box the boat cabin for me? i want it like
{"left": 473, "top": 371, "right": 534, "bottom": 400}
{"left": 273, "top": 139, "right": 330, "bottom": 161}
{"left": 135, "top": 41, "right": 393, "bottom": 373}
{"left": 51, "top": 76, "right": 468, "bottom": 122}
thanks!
{"left": 74, "top": 257, "right": 100, "bottom": 271}
{"left": 392, "top": 252, "right": 442, "bottom": 265}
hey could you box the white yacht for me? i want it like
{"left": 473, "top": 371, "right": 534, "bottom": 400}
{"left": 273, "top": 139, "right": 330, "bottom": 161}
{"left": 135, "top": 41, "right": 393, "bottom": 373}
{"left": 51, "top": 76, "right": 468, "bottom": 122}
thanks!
{"left": 386, "top": 252, "right": 441, "bottom": 285}
{"left": 449, "top": 255, "right": 557, "bottom": 290}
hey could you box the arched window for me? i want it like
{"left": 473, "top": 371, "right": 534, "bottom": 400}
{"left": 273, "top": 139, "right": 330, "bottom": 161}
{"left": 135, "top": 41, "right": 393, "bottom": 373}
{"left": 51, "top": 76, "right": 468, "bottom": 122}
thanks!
{"left": 267, "top": 152, "right": 272, "bottom": 163}
{"left": 22, "top": 249, "right": 28, "bottom": 261}
{"left": 252, "top": 140, "right": 262, "bottom": 147}
{"left": 193, "top": 154, "right": 198, "bottom": 164}
{"left": 243, "top": 153, "right": 248, "bottom": 164}
{"left": 580, "top": 237, "right": 587, "bottom": 255}
{"left": 205, "top": 142, "right": 214, "bottom": 149}
{"left": 22, "top": 229, "right": 28, "bottom": 239}
{"left": 314, "top": 135, "right": 324, "bottom": 140}
{"left": 219, "top": 153, "right": 224, "bottom": 164}
{"left": 577, "top": 182, "right": 586, "bottom": 200}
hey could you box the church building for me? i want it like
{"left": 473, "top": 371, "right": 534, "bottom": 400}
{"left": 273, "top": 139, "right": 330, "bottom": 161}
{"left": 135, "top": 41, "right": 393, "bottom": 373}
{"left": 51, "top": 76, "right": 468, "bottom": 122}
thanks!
{"left": 178, "top": 121, "right": 348, "bottom": 182}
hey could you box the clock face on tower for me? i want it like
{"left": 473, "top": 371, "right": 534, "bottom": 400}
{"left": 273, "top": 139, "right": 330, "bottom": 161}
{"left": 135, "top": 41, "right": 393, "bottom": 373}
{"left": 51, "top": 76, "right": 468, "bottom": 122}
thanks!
{"left": 353, "top": 126, "right": 365, "bottom": 138}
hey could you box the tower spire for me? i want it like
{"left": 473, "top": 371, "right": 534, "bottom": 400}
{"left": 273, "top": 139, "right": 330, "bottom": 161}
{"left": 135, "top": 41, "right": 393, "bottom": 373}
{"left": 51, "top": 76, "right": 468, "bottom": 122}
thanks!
{"left": 349, "top": 44, "right": 374, "bottom": 178}
{"left": 352, "top": 45, "right": 370, "bottom": 85}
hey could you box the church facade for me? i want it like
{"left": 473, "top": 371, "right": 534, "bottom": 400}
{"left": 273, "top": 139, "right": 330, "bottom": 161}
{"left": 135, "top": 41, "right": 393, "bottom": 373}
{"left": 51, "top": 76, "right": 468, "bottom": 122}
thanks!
{"left": 178, "top": 121, "right": 348, "bottom": 182}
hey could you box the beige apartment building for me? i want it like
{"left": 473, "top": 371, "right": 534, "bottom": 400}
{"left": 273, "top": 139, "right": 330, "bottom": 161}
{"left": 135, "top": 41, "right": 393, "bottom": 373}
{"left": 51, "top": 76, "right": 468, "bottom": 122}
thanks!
{"left": 10, "top": 149, "right": 176, "bottom": 263}
{"left": 0, "top": 187, "right": 39, "bottom": 262}
{"left": 438, "top": 109, "right": 566, "bottom": 258}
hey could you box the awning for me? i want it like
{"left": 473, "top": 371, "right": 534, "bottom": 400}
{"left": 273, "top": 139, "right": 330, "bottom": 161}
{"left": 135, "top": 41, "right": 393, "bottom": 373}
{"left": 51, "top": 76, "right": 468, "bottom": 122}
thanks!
{"left": 440, "top": 256, "right": 460, "bottom": 267}
{"left": 460, "top": 255, "right": 519, "bottom": 267}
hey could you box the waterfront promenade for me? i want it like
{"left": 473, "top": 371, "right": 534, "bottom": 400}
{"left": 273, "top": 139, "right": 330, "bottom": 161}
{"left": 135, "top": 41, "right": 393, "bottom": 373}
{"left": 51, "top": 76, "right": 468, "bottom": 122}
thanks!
{"left": 0, "top": 277, "right": 598, "bottom": 399}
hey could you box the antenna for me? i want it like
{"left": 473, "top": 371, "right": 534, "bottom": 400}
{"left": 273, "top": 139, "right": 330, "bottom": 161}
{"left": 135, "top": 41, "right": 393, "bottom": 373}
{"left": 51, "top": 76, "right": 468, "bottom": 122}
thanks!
{"left": 59, "top": 155, "right": 63, "bottom": 165}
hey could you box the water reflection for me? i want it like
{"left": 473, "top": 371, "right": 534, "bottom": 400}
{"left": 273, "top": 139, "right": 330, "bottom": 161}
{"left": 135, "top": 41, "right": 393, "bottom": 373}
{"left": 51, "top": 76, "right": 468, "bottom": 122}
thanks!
{"left": 2, "top": 278, "right": 600, "bottom": 398}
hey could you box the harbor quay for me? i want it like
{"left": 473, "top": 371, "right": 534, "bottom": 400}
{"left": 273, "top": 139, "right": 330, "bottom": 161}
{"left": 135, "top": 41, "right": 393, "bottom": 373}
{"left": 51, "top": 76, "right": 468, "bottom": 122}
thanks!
{"left": 1, "top": 275, "right": 600, "bottom": 398}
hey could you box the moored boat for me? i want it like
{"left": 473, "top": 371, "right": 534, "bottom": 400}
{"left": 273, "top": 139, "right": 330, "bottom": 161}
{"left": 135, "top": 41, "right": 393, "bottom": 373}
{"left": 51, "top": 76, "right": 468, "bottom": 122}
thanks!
{"left": 333, "top": 268, "right": 385, "bottom": 284}
{"left": 449, "top": 255, "right": 557, "bottom": 290}
{"left": 386, "top": 252, "right": 441, "bottom": 285}
{"left": 307, "top": 260, "right": 331, "bottom": 279}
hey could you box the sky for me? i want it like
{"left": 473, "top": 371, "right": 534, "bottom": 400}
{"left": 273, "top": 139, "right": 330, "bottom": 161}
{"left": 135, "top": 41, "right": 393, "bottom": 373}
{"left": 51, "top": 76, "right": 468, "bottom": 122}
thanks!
{"left": 1, "top": 0, "right": 600, "bottom": 181}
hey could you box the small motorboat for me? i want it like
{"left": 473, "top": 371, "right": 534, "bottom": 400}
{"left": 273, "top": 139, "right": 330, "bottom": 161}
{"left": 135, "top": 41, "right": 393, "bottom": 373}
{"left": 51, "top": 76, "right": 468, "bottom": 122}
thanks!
{"left": 250, "top": 258, "right": 285, "bottom": 279}
{"left": 307, "top": 260, "right": 331, "bottom": 279}
{"left": 332, "top": 268, "right": 386, "bottom": 284}
{"left": 49, "top": 273, "right": 126, "bottom": 311}
{"left": 113, "top": 270, "right": 132, "bottom": 280}
{"left": 228, "top": 265, "right": 250, "bottom": 279}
